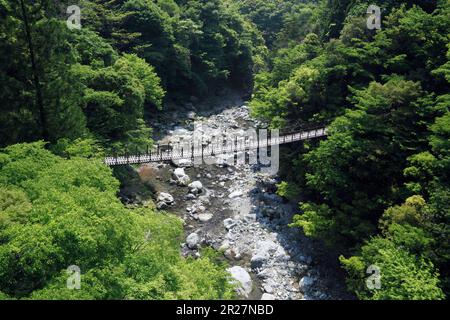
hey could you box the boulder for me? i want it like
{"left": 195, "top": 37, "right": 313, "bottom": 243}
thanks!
{"left": 157, "top": 192, "right": 174, "bottom": 204}
{"left": 173, "top": 168, "right": 190, "bottom": 186}
{"left": 299, "top": 276, "right": 315, "bottom": 291}
{"left": 228, "top": 190, "right": 243, "bottom": 199}
{"left": 186, "top": 233, "right": 200, "bottom": 249}
{"left": 262, "top": 282, "right": 274, "bottom": 294}
{"left": 227, "top": 266, "right": 253, "bottom": 298}
{"left": 156, "top": 192, "right": 174, "bottom": 209}
{"left": 188, "top": 181, "right": 203, "bottom": 194}
{"left": 198, "top": 213, "right": 213, "bottom": 222}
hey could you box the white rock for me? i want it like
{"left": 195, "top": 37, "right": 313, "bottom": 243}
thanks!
{"left": 157, "top": 192, "right": 174, "bottom": 204}
{"left": 173, "top": 168, "right": 190, "bottom": 186}
{"left": 174, "top": 167, "right": 186, "bottom": 177}
{"left": 186, "top": 233, "right": 200, "bottom": 249}
{"left": 261, "top": 293, "right": 276, "bottom": 300}
{"left": 263, "top": 283, "right": 274, "bottom": 294}
{"left": 228, "top": 190, "right": 243, "bottom": 199}
{"left": 188, "top": 181, "right": 203, "bottom": 194}
{"left": 227, "top": 266, "right": 253, "bottom": 298}
{"left": 198, "top": 213, "right": 213, "bottom": 222}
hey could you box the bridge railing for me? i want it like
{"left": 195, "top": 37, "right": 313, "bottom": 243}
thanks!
{"left": 104, "top": 126, "right": 328, "bottom": 166}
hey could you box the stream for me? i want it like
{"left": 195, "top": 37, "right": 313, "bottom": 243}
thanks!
{"left": 120, "top": 90, "right": 351, "bottom": 300}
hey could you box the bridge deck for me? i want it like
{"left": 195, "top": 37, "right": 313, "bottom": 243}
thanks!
{"left": 104, "top": 127, "right": 327, "bottom": 166}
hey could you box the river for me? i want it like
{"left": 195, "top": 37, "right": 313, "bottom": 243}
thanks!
{"left": 119, "top": 89, "right": 351, "bottom": 300}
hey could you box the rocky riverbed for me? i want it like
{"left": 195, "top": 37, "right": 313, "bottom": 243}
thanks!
{"left": 122, "top": 91, "right": 351, "bottom": 300}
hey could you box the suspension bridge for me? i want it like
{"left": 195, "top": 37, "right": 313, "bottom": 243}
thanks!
{"left": 104, "top": 126, "right": 328, "bottom": 166}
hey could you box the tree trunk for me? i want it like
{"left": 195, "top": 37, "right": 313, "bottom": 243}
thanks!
{"left": 19, "top": 0, "right": 50, "bottom": 142}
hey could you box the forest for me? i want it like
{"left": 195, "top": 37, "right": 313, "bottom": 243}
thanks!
{"left": 0, "top": 0, "right": 449, "bottom": 300}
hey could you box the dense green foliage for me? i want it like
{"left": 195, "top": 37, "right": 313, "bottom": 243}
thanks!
{"left": 80, "top": 0, "right": 265, "bottom": 95}
{"left": 0, "top": 0, "right": 163, "bottom": 150}
{"left": 0, "top": 0, "right": 264, "bottom": 150}
{"left": 0, "top": 142, "right": 234, "bottom": 299}
{"left": 0, "top": 0, "right": 263, "bottom": 300}
{"left": 250, "top": 0, "right": 450, "bottom": 299}
{"left": 1, "top": 0, "right": 449, "bottom": 300}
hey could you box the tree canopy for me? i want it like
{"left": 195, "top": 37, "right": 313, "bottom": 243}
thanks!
{"left": 1, "top": 0, "right": 449, "bottom": 300}
{"left": 0, "top": 142, "right": 234, "bottom": 299}
{"left": 252, "top": 0, "right": 450, "bottom": 299}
